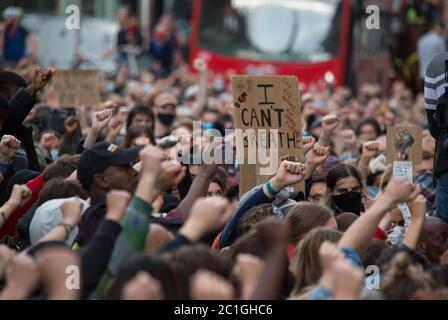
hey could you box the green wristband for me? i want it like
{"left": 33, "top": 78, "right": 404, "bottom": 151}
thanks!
{"left": 266, "top": 180, "right": 279, "bottom": 196}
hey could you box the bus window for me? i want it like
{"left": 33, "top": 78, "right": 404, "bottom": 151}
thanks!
{"left": 198, "top": 0, "right": 343, "bottom": 63}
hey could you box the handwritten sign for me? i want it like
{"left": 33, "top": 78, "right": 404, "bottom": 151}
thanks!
{"left": 232, "top": 76, "right": 303, "bottom": 196}
{"left": 52, "top": 70, "right": 101, "bottom": 107}
{"left": 387, "top": 126, "right": 422, "bottom": 165}
{"left": 393, "top": 161, "right": 413, "bottom": 230}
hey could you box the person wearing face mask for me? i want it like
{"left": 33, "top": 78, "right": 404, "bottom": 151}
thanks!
{"left": 37, "top": 130, "right": 61, "bottom": 165}
{"left": 153, "top": 92, "right": 177, "bottom": 140}
{"left": 323, "top": 163, "right": 366, "bottom": 216}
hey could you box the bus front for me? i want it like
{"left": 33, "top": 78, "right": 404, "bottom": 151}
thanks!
{"left": 190, "top": 0, "right": 351, "bottom": 88}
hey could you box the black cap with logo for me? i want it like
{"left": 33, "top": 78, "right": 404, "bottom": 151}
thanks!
{"left": 77, "top": 141, "right": 140, "bottom": 191}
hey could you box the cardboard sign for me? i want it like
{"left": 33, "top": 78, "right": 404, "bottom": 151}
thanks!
{"left": 52, "top": 70, "right": 101, "bottom": 107}
{"left": 232, "top": 76, "right": 303, "bottom": 196}
{"left": 387, "top": 126, "right": 422, "bottom": 165}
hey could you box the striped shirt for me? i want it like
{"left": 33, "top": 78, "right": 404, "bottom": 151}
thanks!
{"left": 424, "top": 51, "right": 448, "bottom": 110}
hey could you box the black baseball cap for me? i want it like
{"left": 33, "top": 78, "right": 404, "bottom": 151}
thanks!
{"left": 77, "top": 141, "right": 140, "bottom": 191}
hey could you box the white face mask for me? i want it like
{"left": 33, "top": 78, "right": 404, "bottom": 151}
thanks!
{"left": 387, "top": 226, "right": 405, "bottom": 245}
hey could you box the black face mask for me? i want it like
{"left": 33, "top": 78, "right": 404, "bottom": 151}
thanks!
{"left": 157, "top": 112, "right": 175, "bottom": 126}
{"left": 331, "top": 191, "right": 363, "bottom": 216}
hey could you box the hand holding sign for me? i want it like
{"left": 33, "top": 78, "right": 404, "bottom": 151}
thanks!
{"left": 407, "top": 194, "right": 426, "bottom": 221}
{"left": 383, "top": 177, "right": 421, "bottom": 209}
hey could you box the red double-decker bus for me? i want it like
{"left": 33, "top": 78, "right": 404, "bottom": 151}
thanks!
{"left": 189, "top": 0, "right": 356, "bottom": 89}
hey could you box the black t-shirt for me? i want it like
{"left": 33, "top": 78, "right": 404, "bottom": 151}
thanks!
{"left": 76, "top": 195, "right": 107, "bottom": 247}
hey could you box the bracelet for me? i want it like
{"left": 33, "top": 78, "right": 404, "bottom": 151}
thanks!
{"left": 266, "top": 180, "right": 280, "bottom": 196}
{"left": 58, "top": 223, "right": 75, "bottom": 239}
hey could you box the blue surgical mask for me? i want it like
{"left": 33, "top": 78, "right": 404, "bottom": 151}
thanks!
{"left": 202, "top": 122, "right": 214, "bottom": 130}
{"left": 143, "top": 83, "right": 152, "bottom": 96}
{"left": 50, "top": 149, "right": 59, "bottom": 162}
{"left": 213, "top": 80, "right": 225, "bottom": 93}
{"left": 106, "top": 82, "right": 116, "bottom": 93}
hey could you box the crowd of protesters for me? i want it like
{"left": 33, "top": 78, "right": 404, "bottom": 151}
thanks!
{"left": 0, "top": 8, "right": 447, "bottom": 301}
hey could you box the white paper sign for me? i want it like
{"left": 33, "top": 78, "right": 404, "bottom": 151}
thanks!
{"left": 393, "top": 161, "right": 413, "bottom": 230}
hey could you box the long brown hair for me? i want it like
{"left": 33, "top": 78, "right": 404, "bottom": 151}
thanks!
{"left": 291, "top": 228, "right": 342, "bottom": 296}
{"left": 286, "top": 202, "right": 334, "bottom": 246}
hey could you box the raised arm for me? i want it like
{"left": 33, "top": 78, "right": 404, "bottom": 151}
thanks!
{"left": 305, "top": 143, "right": 330, "bottom": 179}
{"left": 59, "top": 116, "right": 80, "bottom": 156}
{"left": 34, "top": 246, "right": 81, "bottom": 300}
{"left": 177, "top": 162, "right": 218, "bottom": 222}
{"left": 191, "top": 58, "right": 208, "bottom": 119}
{"left": 220, "top": 160, "right": 306, "bottom": 248}
{"left": 0, "top": 254, "right": 40, "bottom": 300}
{"left": 402, "top": 195, "right": 426, "bottom": 250}
{"left": 178, "top": 197, "right": 232, "bottom": 242}
{"left": 5, "top": 68, "right": 55, "bottom": 134}
{"left": 318, "top": 114, "right": 340, "bottom": 148}
{"left": 80, "top": 190, "right": 130, "bottom": 298}
{"left": 36, "top": 198, "right": 83, "bottom": 244}
{"left": 101, "top": 146, "right": 185, "bottom": 278}
{"left": 95, "top": 150, "right": 184, "bottom": 299}
{"left": 302, "top": 136, "right": 316, "bottom": 155}
{"left": 83, "top": 108, "right": 113, "bottom": 149}
{"left": 339, "top": 177, "right": 421, "bottom": 255}
{"left": 250, "top": 221, "right": 289, "bottom": 300}
{"left": 0, "top": 184, "right": 31, "bottom": 229}
{"left": 159, "top": 196, "right": 233, "bottom": 254}
{"left": 358, "top": 141, "right": 380, "bottom": 179}
{"left": 105, "top": 116, "right": 124, "bottom": 144}
{"left": 0, "top": 135, "right": 21, "bottom": 176}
